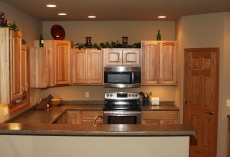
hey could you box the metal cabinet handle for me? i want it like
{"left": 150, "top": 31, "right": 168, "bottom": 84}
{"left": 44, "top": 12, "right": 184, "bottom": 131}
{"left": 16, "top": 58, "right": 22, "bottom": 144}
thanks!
{"left": 206, "top": 111, "right": 214, "bottom": 115}
{"left": 21, "top": 86, "right": 25, "bottom": 92}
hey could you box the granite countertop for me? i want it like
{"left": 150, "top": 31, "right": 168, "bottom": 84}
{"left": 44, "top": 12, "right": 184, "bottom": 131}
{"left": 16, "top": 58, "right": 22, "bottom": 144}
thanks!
{"left": 0, "top": 104, "right": 195, "bottom": 136}
{"left": 5, "top": 104, "right": 179, "bottom": 124}
{"left": 0, "top": 123, "right": 195, "bottom": 136}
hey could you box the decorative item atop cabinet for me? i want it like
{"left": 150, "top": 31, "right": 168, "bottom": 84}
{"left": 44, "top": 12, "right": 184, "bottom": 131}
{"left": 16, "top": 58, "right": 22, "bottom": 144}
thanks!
{"left": 0, "top": 28, "right": 30, "bottom": 115}
{"left": 103, "top": 48, "right": 141, "bottom": 66}
{"left": 141, "top": 41, "right": 177, "bottom": 85}
{"left": 71, "top": 48, "right": 103, "bottom": 85}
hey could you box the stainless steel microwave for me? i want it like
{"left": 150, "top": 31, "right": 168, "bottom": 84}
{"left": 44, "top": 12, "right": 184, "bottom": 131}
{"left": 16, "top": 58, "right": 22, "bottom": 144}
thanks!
{"left": 104, "top": 66, "right": 141, "bottom": 88}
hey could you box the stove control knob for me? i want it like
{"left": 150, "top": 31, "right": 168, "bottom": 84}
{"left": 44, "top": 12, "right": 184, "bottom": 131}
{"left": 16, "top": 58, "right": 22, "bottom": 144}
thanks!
{"left": 132, "top": 94, "right": 134, "bottom": 97}
{"left": 135, "top": 94, "right": 138, "bottom": 97}
{"left": 128, "top": 94, "right": 131, "bottom": 97}
{"left": 110, "top": 94, "right": 113, "bottom": 97}
{"left": 106, "top": 94, "right": 110, "bottom": 97}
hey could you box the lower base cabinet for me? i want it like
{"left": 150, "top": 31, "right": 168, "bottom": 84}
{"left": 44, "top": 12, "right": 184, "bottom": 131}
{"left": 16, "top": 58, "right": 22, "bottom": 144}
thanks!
{"left": 141, "top": 111, "right": 179, "bottom": 124}
{"left": 228, "top": 118, "right": 230, "bottom": 157}
{"left": 55, "top": 110, "right": 103, "bottom": 124}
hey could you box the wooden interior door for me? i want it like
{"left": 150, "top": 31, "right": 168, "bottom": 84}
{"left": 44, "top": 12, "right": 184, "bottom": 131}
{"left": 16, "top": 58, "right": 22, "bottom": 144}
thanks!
{"left": 183, "top": 48, "right": 219, "bottom": 157}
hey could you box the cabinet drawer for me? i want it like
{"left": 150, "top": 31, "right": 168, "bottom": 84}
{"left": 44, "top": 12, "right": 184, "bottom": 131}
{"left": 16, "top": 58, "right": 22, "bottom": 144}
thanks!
{"left": 160, "top": 120, "right": 178, "bottom": 124}
{"left": 142, "top": 111, "right": 178, "bottom": 120}
{"left": 81, "top": 111, "right": 102, "bottom": 120}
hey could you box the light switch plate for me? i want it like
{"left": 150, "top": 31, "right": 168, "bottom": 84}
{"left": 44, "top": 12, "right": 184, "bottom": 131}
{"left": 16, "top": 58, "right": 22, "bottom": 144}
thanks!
{"left": 85, "top": 92, "right": 89, "bottom": 97}
{"left": 227, "top": 100, "right": 230, "bottom": 107}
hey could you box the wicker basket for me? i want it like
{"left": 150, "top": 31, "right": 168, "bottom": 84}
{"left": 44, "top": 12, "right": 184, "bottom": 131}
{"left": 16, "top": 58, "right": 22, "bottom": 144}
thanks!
{"left": 49, "top": 98, "right": 62, "bottom": 107}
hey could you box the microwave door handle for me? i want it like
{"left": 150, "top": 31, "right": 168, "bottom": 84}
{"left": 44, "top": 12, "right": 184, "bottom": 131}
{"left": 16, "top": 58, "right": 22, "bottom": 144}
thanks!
{"left": 132, "top": 72, "right": 134, "bottom": 83}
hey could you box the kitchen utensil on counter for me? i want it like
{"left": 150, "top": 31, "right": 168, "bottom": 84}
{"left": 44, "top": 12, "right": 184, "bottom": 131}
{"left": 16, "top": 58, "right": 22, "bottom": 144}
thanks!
{"left": 143, "top": 97, "right": 149, "bottom": 106}
{"left": 49, "top": 98, "right": 62, "bottom": 107}
{"left": 36, "top": 94, "right": 53, "bottom": 109}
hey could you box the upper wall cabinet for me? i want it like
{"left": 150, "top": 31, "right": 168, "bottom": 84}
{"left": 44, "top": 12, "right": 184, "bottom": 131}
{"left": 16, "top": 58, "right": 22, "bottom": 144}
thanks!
{"left": 71, "top": 48, "right": 103, "bottom": 85}
{"left": 141, "top": 41, "right": 177, "bottom": 85}
{"left": 32, "top": 40, "right": 71, "bottom": 87}
{"left": 103, "top": 48, "right": 140, "bottom": 66}
{"left": 0, "top": 28, "right": 30, "bottom": 115}
{"left": 30, "top": 47, "right": 54, "bottom": 88}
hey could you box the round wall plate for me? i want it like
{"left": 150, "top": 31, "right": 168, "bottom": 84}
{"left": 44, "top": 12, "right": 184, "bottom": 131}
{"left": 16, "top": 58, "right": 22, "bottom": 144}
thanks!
{"left": 51, "top": 24, "right": 65, "bottom": 40}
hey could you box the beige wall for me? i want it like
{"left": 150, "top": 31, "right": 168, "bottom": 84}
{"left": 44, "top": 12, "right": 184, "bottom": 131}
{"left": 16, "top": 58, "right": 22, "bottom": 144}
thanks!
{"left": 43, "top": 21, "right": 175, "bottom": 44}
{"left": 0, "top": 1, "right": 42, "bottom": 47}
{"left": 176, "top": 12, "right": 230, "bottom": 157}
{"left": 43, "top": 85, "right": 175, "bottom": 101}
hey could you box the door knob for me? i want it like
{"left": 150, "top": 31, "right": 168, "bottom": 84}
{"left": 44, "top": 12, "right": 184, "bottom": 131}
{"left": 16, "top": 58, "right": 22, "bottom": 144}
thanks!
{"left": 206, "top": 111, "right": 214, "bottom": 115}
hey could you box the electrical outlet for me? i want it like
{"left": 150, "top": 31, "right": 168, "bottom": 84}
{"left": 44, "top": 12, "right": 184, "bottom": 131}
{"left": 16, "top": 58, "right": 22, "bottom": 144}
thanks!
{"left": 4, "top": 106, "right": 8, "bottom": 115}
{"left": 151, "top": 97, "right": 159, "bottom": 105}
{"left": 85, "top": 92, "right": 89, "bottom": 97}
{"left": 227, "top": 100, "right": 230, "bottom": 107}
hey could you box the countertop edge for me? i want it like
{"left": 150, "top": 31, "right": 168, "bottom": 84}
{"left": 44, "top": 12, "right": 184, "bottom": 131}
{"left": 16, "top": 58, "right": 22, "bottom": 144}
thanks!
{"left": 0, "top": 123, "right": 196, "bottom": 136}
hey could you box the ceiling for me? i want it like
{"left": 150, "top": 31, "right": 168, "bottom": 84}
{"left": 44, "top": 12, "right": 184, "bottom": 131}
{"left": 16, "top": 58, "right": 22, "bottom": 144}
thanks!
{"left": 1, "top": 0, "right": 230, "bottom": 21}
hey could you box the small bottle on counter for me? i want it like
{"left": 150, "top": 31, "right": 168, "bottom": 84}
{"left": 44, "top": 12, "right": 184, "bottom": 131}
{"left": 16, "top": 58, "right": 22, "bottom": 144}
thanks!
{"left": 39, "top": 32, "right": 44, "bottom": 47}
{"left": 37, "top": 97, "right": 42, "bottom": 104}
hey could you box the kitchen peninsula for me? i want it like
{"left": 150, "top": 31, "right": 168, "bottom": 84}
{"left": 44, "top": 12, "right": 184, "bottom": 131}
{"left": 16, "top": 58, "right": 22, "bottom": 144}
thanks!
{"left": 0, "top": 104, "right": 196, "bottom": 157}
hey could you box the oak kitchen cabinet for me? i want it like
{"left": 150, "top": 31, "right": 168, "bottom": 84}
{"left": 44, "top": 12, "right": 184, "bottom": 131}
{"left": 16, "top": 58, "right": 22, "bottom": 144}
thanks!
{"left": 141, "top": 111, "right": 179, "bottom": 124}
{"left": 71, "top": 48, "right": 103, "bottom": 85}
{"left": 31, "top": 40, "right": 71, "bottom": 87}
{"left": 103, "top": 48, "right": 140, "bottom": 66}
{"left": 0, "top": 28, "right": 30, "bottom": 115}
{"left": 30, "top": 47, "right": 54, "bottom": 88}
{"left": 141, "top": 41, "right": 177, "bottom": 85}
{"left": 55, "top": 110, "right": 103, "bottom": 124}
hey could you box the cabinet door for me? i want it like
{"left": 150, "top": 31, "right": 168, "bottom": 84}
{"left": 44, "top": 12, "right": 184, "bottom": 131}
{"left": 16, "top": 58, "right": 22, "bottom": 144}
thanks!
{"left": 0, "top": 28, "right": 10, "bottom": 103}
{"left": 71, "top": 49, "right": 87, "bottom": 84}
{"left": 10, "top": 30, "right": 22, "bottom": 101}
{"left": 56, "top": 113, "right": 67, "bottom": 124}
{"left": 46, "top": 48, "right": 55, "bottom": 87}
{"left": 141, "top": 41, "right": 159, "bottom": 84}
{"left": 81, "top": 111, "right": 103, "bottom": 124}
{"left": 159, "top": 41, "right": 177, "bottom": 84}
{"left": 66, "top": 111, "right": 81, "bottom": 124}
{"left": 21, "top": 45, "right": 28, "bottom": 93}
{"left": 55, "top": 41, "right": 71, "bottom": 85}
{"left": 104, "top": 49, "right": 122, "bottom": 66}
{"left": 87, "top": 49, "right": 103, "bottom": 84}
{"left": 30, "top": 47, "right": 54, "bottom": 88}
{"left": 122, "top": 49, "right": 140, "bottom": 66}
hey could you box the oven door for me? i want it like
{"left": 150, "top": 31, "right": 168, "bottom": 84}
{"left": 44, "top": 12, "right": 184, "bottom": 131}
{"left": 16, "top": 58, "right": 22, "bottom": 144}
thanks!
{"left": 103, "top": 110, "right": 141, "bottom": 124}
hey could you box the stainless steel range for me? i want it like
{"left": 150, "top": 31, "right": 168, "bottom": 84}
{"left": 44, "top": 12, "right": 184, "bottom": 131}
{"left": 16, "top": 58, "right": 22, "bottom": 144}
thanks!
{"left": 103, "top": 92, "right": 141, "bottom": 124}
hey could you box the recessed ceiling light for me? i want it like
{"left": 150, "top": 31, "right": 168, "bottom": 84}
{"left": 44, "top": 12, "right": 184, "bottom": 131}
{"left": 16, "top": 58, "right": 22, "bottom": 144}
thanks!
{"left": 58, "top": 13, "right": 67, "bottom": 16}
{"left": 88, "top": 16, "right": 96, "bottom": 18}
{"left": 158, "top": 16, "right": 166, "bottom": 19}
{"left": 46, "top": 4, "right": 56, "bottom": 7}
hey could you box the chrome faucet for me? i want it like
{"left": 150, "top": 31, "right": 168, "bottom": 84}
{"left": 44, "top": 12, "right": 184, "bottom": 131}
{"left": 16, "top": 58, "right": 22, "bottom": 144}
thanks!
{"left": 93, "top": 115, "right": 104, "bottom": 124}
